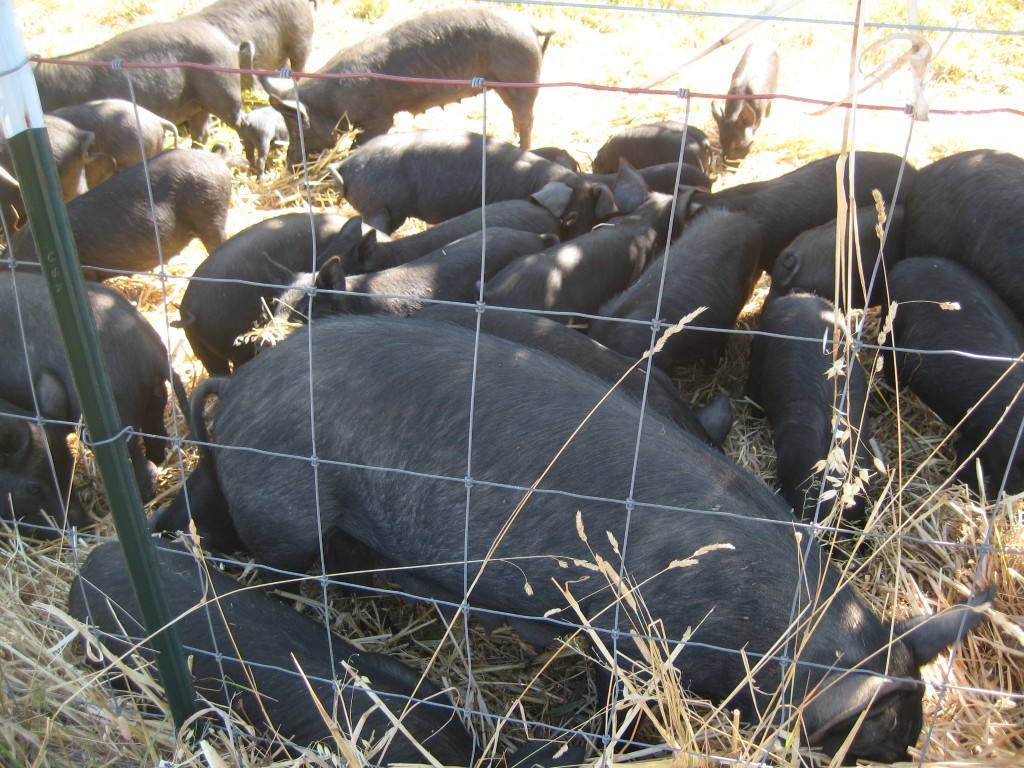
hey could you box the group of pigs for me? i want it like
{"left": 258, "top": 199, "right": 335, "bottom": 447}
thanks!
{"left": 1, "top": 0, "right": 1015, "bottom": 764}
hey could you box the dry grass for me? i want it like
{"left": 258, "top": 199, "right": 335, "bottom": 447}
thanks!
{"left": 4, "top": 0, "right": 1024, "bottom": 766}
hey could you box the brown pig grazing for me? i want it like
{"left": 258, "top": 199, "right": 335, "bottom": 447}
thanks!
{"left": 266, "top": 6, "right": 551, "bottom": 166}
{"left": 712, "top": 41, "right": 780, "bottom": 162}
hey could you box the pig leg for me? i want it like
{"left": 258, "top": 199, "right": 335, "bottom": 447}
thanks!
{"left": 128, "top": 436, "right": 159, "bottom": 501}
{"left": 187, "top": 112, "right": 211, "bottom": 146}
{"left": 496, "top": 86, "right": 537, "bottom": 150}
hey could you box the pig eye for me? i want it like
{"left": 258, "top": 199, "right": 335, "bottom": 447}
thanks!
{"left": 25, "top": 482, "right": 43, "bottom": 497}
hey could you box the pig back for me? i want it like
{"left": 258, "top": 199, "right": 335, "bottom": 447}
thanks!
{"left": 202, "top": 314, "right": 868, "bottom": 717}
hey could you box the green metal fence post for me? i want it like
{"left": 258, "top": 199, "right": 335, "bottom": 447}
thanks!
{"left": 0, "top": 0, "right": 199, "bottom": 737}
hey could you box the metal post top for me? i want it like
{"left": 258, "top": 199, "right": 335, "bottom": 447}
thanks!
{"left": 0, "top": 0, "right": 45, "bottom": 138}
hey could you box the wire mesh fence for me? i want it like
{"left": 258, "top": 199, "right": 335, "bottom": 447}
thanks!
{"left": 1, "top": 0, "right": 1022, "bottom": 766}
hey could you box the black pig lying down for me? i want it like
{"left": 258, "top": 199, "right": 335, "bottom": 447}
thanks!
{"left": 175, "top": 213, "right": 365, "bottom": 375}
{"left": 904, "top": 149, "right": 1024, "bottom": 324}
{"left": 588, "top": 208, "right": 763, "bottom": 372}
{"left": 483, "top": 164, "right": 676, "bottom": 316}
{"left": 155, "top": 315, "right": 992, "bottom": 763}
{"left": 0, "top": 271, "right": 186, "bottom": 501}
{"left": 885, "top": 257, "right": 1024, "bottom": 494}
{"left": 307, "top": 228, "right": 557, "bottom": 318}
{"left": 415, "top": 303, "right": 733, "bottom": 448}
{"left": 696, "top": 150, "right": 914, "bottom": 272}
{"left": 335, "top": 187, "right": 580, "bottom": 275}
{"left": 770, "top": 204, "right": 906, "bottom": 309}
{"left": 747, "top": 293, "right": 873, "bottom": 524}
{"left": 69, "top": 540, "right": 474, "bottom": 762}
{"left": 0, "top": 389, "right": 85, "bottom": 537}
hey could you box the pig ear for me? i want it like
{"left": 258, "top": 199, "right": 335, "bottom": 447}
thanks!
{"left": 268, "top": 94, "right": 309, "bottom": 129}
{"left": 696, "top": 391, "right": 733, "bottom": 448}
{"left": 771, "top": 249, "right": 799, "bottom": 292}
{"left": 316, "top": 255, "right": 347, "bottom": 291}
{"left": 592, "top": 183, "right": 618, "bottom": 221}
{"left": 613, "top": 160, "right": 651, "bottom": 215}
{"left": 0, "top": 416, "right": 32, "bottom": 469}
{"left": 895, "top": 587, "right": 995, "bottom": 666}
{"left": 326, "top": 161, "right": 345, "bottom": 196}
{"left": 802, "top": 672, "right": 919, "bottom": 747}
{"left": 738, "top": 103, "right": 758, "bottom": 128}
{"left": 318, "top": 216, "right": 364, "bottom": 269}
{"left": 259, "top": 253, "right": 297, "bottom": 285}
{"left": 35, "top": 369, "right": 69, "bottom": 421}
{"left": 529, "top": 181, "right": 573, "bottom": 217}
{"left": 711, "top": 101, "right": 724, "bottom": 121}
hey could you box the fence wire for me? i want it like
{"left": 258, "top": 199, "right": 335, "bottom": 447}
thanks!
{"left": 1, "top": 0, "right": 1022, "bottom": 766}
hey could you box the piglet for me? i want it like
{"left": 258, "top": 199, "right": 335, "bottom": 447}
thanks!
{"left": 176, "top": 213, "right": 365, "bottom": 374}
{"left": 747, "top": 292, "right": 872, "bottom": 523}
{"left": 483, "top": 163, "right": 676, "bottom": 316}
{"left": 292, "top": 228, "right": 557, "bottom": 319}
{"left": 0, "top": 383, "right": 85, "bottom": 538}
{"left": 8, "top": 149, "right": 231, "bottom": 279}
{"left": 69, "top": 540, "right": 475, "bottom": 762}
{"left": 588, "top": 208, "right": 763, "bottom": 372}
{"left": 329, "top": 129, "right": 615, "bottom": 237}
{"left": 770, "top": 203, "right": 906, "bottom": 308}
{"left": 49, "top": 99, "right": 179, "bottom": 188}
{"left": 592, "top": 121, "right": 713, "bottom": 175}
{"left": 884, "top": 256, "right": 1024, "bottom": 494}
{"left": 712, "top": 41, "right": 780, "bottom": 161}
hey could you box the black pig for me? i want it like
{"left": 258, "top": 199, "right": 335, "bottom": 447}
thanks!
{"left": 770, "top": 203, "right": 906, "bottom": 308}
{"left": 697, "top": 151, "right": 913, "bottom": 271}
{"left": 32, "top": 18, "right": 254, "bottom": 147}
{"left": 711, "top": 41, "right": 780, "bottom": 162}
{"left": 267, "top": 6, "right": 551, "bottom": 165}
{"left": 0, "top": 385, "right": 85, "bottom": 537}
{"left": 240, "top": 106, "right": 289, "bottom": 178}
{"left": 583, "top": 160, "right": 714, "bottom": 196}
{"left": 336, "top": 185, "right": 590, "bottom": 275}
{"left": 187, "top": 0, "right": 314, "bottom": 90}
{"left": 0, "top": 115, "right": 97, "bottom": 222}
{"left": 483, "top": 166, "right": 675, "bottom": 315}
{"left": 592, "top": 122, "right": 713, "bottom": 176}
{"left": 747, "top": 292, "right": 873, "bottom": 523}
{"left": 0, "top": 271, "right": 185, "bottom": 500}
{"left": 69, "top": 540, "right": 474, "bottom": 762}
{"left": 588, "top": 208, "right": 763, "bottom": 372}
{"left": 288, "top": 228, "right": 556, "bottom": 318}
{"left": 415, "top": 302, "right": 733, "bottom": 447}
{"left": 903, "top": 149, "right": 1024, "bottom": 323}
{"left": 176, "top": 213, "right": 364, "bottom": 374}
{"left": 8, "top": 149, "right": 231, "bottom": 279}
{"left": 884, "top": 256, "right": 1024, "bottom": 493}
{"left": 330, "top": 129, "right": 616, "bottom": 236}
{"left": 153, "top": 314, "right": 992, "bottom": 764}
{"left": 50, "top": 99, "right": 178, "bottom": 188}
